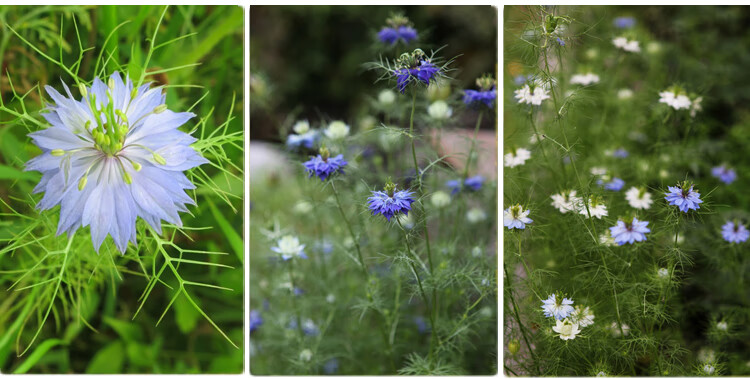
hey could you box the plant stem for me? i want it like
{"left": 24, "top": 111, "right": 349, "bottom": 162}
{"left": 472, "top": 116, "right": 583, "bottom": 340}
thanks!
{"left": 503, "top": 263, "right": 540, "bottom": 375}
{"left": 287, "top": 259, "right": 304, "bottom": 340}
{"left": 330, "top": 181, "right": 367, "bottom": 277}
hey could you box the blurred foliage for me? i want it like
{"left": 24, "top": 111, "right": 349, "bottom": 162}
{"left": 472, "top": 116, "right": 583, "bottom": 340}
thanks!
{"left": 250, "top": 5, "right": 498, "bottom": 141}
{"left": 0, "top": 5, "right": 243, "bottom": 373}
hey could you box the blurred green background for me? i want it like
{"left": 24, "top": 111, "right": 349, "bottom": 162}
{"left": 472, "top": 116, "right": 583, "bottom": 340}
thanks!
{"left": 0, "top": 5, "right": 244, "bottom": 373}
{"left": 250, "top": 5, "right": 498, "bottom": 142}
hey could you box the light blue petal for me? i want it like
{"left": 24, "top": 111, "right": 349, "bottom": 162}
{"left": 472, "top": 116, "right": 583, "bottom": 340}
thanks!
{"left": 127, "top": 111, "right": 194, "bottom": 145}
{"left": 29, "top": 126, "right": 90, "bottom": 151}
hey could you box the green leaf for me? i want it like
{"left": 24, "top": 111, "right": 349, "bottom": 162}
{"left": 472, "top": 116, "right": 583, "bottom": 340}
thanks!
{"left": 103, "top": 316, "right": 144, "bottom": 343}
{"left": 13, "top": 338, "right": 65, "bottom": 374}
{"left": 0, "top": 164, "right": 37, "bottom": 181}
{"left": 86, "top": 341, "right": 124, "bottom": 374}
{"left": 206, "top": 197, "right": 243, "bottom": 263}
{"left": 174, "top": 293, "right": 200, "bottom": 333}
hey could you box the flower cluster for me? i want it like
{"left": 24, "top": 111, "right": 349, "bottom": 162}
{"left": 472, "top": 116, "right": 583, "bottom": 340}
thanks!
{"left": 542, "top": 295, "right": 595, "bottom": 340}
{"left": 658, "top": 86, "right": 702, "bottom": 115}
{"left": 25, "top": 73, "right": 208, "bottom": 253}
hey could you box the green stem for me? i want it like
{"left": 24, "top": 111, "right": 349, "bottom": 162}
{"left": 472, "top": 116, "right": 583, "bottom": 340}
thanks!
{"left": 330, "top": 181, "right": 367, "bottom": 277}
{"left": 503, "top": 263, "right": 540, "bottom": 375}
{"left": 287, "top": 260, "right": 304, "bottom": 340}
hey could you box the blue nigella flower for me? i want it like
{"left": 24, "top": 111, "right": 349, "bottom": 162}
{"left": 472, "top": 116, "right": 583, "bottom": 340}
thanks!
{"left": 25, "top": 73, "right": 208, "bottom": 253}
{"left": 598, "top": 177, "right": 625, "bottom": 191}
{"left": 712, "top": 165, "right": 737, "bottom": 184}
{"left": 464, "top": 175, "right": 484, "bottom": 191}
{"left": 323, "top": 358, "right": 340, "bottom": 374}
{"left": 664, "top": 184, "right": 703, "bottom": 213}
{"left": 250, "top": 309, "right": 263, "bottom": 332}
{"left": 613, "top": 148, "right": 629, "bottom": 158}
{"left": 721, "top": 220, "right": 749, "bottom": 243}
{"left": 314, "top": 239, "right": 334, "bottom": 254}
{"left": 288, "top": 317, "right": 320, "bottom": 336}
{"left": 541, "top": 294, "right": 574, "bottom": 320}
{"left": 395, "top": 60, "right": 440, "bottom": 93}
{"left": 293, "top": 287, "right": 305, "bottom": 296}
{"left": 286, "top": 130, "right": 319, "bottom": 150}
{"left": 556, "top": 37, "right": 565, "bottom": 46}
{"left": 367, "top": 183, "right": 415, "bottom": 222}
{"left": 303, "top": 152, "right": 347, "bottom": 181}
{"left": 377, "top": 26, "right": 418, "bottom": 45}
{"left": 414, "top": 316, "right": 431, "bottom": 334}
{"left": 513, "top": 75, "right": 529, "bottom": 86}
{"left": 609, "top": 218, "right": 651, "bottom": 245}
{"left": 445, "top": 179, "right": 461, "bottom": 195}
{"left": 613, "top": 16, "right": 636, "bottom": 29}
{"left": 463, "top": 88, "right": 497, "bottom": 108}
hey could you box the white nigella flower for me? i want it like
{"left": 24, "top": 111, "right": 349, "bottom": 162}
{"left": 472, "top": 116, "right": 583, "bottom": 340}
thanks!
{"left": 397, "top": 212, "right": 414, "bottom": 229}
{"left": 529, "top": 133, "right": 544, "bottom": 144}
{"left": 430, "top": 190, "right": 451, "bottom": 208}
{"left": 378, "top": 89, "right": 396, "bottom": 105}
{"left": 690, "top": 96, "right": 703, "bottom": 118}
{"left": 271, "top": 235, "right": 308, "bottom": 260}
{"left": 293, "top": 120, "right": 310, "bottom": 134}
{"left": 716, "top": 321, "right": 728, "bottom": 331}
{"left": 514, "top": 84, "right": 550, "bottom": 105}
{"left": 659, "top": 89, "right": 692, "bottom": 110}
{"left": 504, "top": 147, "right": 531, "bottom": 168}
{"left": 427, "top": 100, "right": 453, "bottom": 120}
{"left": 599, "top": 230, "right": 616, "bottom": 246}
{"left": 625, "top": 187, "right": 653, "bottom": 209}
{"left": 569, "top": 305, "right": 595, "bottom": 328}
{"left": 610, "top": 322, "right": 630, "bottom": 337}
{"left": 596, "top": 371, "right": 607, "bottom": 377}
{"left": 550, "top": 190, "right": 582, "bottom": 214}
{"left": 552, "top": 319, "right": 581, "bottom": 340}
{"left": 617, "top": 88, "right": 634, "bottom": 99}
{"left": 467, "top": 207, "right": 488, "bottom": 224}
{"left": 579, "top": 198, "right": 608, "bottom": 219}
{"left": 658, "top": 268, "right": 669, "bottom": 278}
{"left": 613, "top": 36, "right": 640, "bottom": 53}
{"left": 570, "top": 73, "right": 600, "bottom": 86}
{"left": 590, "top": 166, "right": 607, "bottom": 176}
{"left": 703, "top": 364, "right": 716, "bottom": 375}
{"left": 299, "top": 349, "right": 313, "bottom": 362}
{"left": 325, "top": 120, "right": 350, "bottom": 139}
{"left": 326, "top": 293, "right": 336, "bottom": 303}
{"left": 293, "top": 200, "right": 313, "bottom": 214}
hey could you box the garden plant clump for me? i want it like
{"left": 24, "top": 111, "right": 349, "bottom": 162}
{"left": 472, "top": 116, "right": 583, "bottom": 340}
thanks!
{"left": 250, "top": 7, "right": 498, "bottom": 375}
{"left": 0, "top": 5, "right": 243, "bottom": 373}
{"left": 505, "top": 6, "right": 750, "bottom": 376}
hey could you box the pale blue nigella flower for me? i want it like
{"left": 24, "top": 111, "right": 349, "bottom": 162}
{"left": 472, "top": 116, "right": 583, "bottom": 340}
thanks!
{"left": 721, "top": 221, "right": 749, "bottom": 243}
{"left": 414, "top": 316, "right": 431, "bottom": 334}
{"left": 556, "top": 37, "right": 565, "bottom": 46}
{"left": 367, "top": 183, "right": 415, "bottom": 221}
{"left": 541, "top": 294, "right": 574, "bottom": 320}
{"left": 664, "top": 184, "right": 703, "bottom": 212}
{"left": 609, "top": 218, "right": 651, "bottom": 245}
{"left": 288, "top": 318, "right": 320, "bottom": 336}
{"left": 598, "top": 177, "right": 625, "bottom": 191}
{"left": 464, "top": 175, "right": 484, "bottom": 191}
{"left": 613, "top": 16, "right": 636, "bottom": 29}
{"left": 250, "top": 309, "right": 263, "bottom": 332}
{"left": 25, "top": 72, "right": 208, "bottom": 253}
{"left": 613, "top": 148, "right": 629, "bottom": 158}
{"left": 323, "top": 358, "right": 340, "bottom": 374}
{"left": 286, "top": 130, "right": 318, "bottom": 150}
{"left": 445, "top": 179, "right": 461, "bottom": 195}
{"left": 711, "top": 165, "right": 736, "bottom": 184}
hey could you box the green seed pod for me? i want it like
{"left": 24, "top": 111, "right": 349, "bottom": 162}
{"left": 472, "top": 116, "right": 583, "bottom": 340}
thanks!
{"left": 508, "top": 339, "right": 520, "bottom": 355}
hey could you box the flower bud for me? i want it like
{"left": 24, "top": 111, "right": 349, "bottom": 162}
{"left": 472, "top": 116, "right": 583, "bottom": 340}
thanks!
{"left": 78, "top": 82, "right": 88, "bottom": 98}
{"left": 508, "top": 339, "right": 520, "bottom": 355}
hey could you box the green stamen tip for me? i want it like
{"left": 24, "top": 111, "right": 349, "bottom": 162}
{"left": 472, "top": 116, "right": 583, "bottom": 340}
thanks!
{"left": 154, "top": 104, "right": 168, "bottom": 114}
{"left": 153, "top": 153, "right": 167, "bottom": 165}
{"left": 123, "top": 171, "right": 133, "bottom": 185}
{"left": 104, "top": 135, "right": 111, "bottom": 146}
{"left": 78, "top": 83, "right": 88, "bottom": 98}
{"left": 115, "top": 109, "right": 129, "bottom": 124}
{"left": 78, "top": 176, "right": 88, "bottom": 191}
{"left": 108, "top": 77, "right": 115, "bottom": 90}
{"left": 50, "top": 149, "right": 65, "bottom": 156}
{"left": 132, "top": 162, "right": 142, "bottom": 172}
{"left": 130, "top": 87, "right": 138, "bottom": 99}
